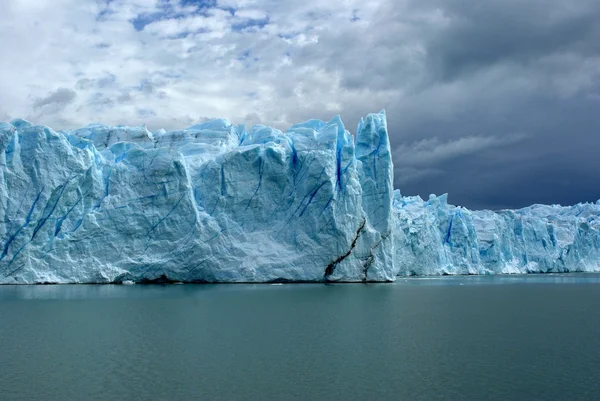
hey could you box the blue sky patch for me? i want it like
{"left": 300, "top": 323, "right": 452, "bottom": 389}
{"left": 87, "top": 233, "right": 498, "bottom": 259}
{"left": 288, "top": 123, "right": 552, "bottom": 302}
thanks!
{"left": 232, "top": 16, "right": 270, "bottom": 32}
{"left": 131, "top": 13, "right": 164, "bottom": 31}
{"left": 130, "top": 0, "right": 221, "bottom": 31}
{"left": 179, "top": 0, "right": 216, "bottom": 7}
{"left": 96, "top": 0, "right": 115, "bottom": 20}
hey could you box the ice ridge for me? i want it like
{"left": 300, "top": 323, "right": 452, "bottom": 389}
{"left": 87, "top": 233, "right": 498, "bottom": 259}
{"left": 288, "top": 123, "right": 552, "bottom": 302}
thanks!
{"left": 0, "top": 113, "right": 598, "bottom": 283}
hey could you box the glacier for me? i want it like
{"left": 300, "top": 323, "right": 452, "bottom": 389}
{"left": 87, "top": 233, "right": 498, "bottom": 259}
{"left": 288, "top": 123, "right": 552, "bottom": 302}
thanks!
{"left": 0, "top": 112, "right": 599, "bottom": 284}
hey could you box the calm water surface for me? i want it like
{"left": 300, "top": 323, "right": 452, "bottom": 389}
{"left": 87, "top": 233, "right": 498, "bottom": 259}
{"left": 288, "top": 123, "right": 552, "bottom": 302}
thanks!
{"left": 1, "top": 274, "right": 600, "bottom": 400}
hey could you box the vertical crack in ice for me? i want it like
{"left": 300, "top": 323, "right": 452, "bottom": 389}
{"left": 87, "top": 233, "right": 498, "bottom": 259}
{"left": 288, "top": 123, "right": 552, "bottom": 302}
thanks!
{"left": 145, "top": 194, "right": 186, "bottom": 238}
{"left": 324, "top": 218, "right": 366, "bottom": 280}
{"left": 317, "top": 215, "right": 336, "bottom": 234}
{"left": 10, "top": 181, "right": 31, "bottom": 226}
{"left": 238, "top": 129, "right": 247, "bottom": 146}
{"left": 0, "top": 189, "right": 43, "bottom": 261}
{"left": 244, "top": 155, "right": 263, "bottom": 212}
{"left": 362, "top": 233, "right": 388, "bottom": 282}
{"left": 54, "top": 188, "right": 92, "bottom": 237}
{"left": 298, "top": 180, "right": 328, "bottom": 217}
{"left": 335, "top": 121, "right": 347, "bottom": 191}
{"left": 4, "top": 176, "right": 76, "bottom": 277}
{"left": 104, "top": 130, "right": 113, "bottom": 149}
{"left": 319, "top": 194, "right": 335, "bottom": 216}
{"left": 30, "top": 180, "right": 70, "bottom": 241}
{"left": 292, "top": 154, "right": 313, "bottom": 188}
{"left": 288, "top": 137, "right": 297, "bottom": 167}
{"left": 336, "top": 140, "right": 343, "bottom": 190}
{"left": 445, "top": 214, "right": 454, "bottom": 245}
{"left": 93, "top": 166, "right": 112, "bottom": 211}
{"left": 220, "top": 164, "right": 227, "bottom": 197}
{"left": 283, "top": 167, "right": 328, "bottom": 229}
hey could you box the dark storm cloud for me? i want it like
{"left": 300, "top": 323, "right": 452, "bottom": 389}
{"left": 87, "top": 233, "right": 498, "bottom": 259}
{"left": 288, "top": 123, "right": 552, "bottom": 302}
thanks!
{"left": 308, "top": 0, "right": 600, "bottom": 209}
{"left": 391, "top": 0, "right": 600, "bottom": 209}
{"left": 424, "top": 0, "right": 600, "bottom": 82}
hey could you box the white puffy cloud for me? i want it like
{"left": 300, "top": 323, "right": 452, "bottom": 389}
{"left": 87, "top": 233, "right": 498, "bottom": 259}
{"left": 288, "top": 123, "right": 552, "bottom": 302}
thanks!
{"left": 0, "top": 0, "right": 380, "bottom": 130}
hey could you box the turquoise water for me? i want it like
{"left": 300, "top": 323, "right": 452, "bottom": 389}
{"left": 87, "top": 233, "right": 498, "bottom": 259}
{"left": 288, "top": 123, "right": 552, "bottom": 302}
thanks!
{"left": 1, "top": 274, "right": 600, "bottom": 400}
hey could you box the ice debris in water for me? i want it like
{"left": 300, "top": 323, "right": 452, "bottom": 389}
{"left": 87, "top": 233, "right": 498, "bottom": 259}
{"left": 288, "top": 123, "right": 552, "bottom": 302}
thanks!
{"left": 0, "top": 112, "right": 599, "bottom": 283}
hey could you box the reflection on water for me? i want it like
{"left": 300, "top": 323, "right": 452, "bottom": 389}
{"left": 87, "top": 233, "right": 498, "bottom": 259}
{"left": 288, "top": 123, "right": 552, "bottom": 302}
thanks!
{"left": 1, "top": 273, "right": 600, "bottom": 400}
{"left": 2, "top": 273, "right": 600, "bottom": 300}
{"left": 397, "top": 272, "right": 600, "bottom": 285}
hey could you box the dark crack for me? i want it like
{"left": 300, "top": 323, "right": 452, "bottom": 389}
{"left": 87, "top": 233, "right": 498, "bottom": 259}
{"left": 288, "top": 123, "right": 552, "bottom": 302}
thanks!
{"left": 362, "top": 232, "right": 389, "bottom": 282}
{"left": 324, "top": 217, "right": 366, "bottom": 280}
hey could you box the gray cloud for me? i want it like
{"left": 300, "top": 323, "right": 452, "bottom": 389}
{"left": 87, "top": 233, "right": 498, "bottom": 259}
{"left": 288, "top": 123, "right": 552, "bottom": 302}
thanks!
{"left": 75, "top": 78, "right": 95, "bottom": 90}
{"left": 394, "top": 134, "right": 527, "bottom": 167}
{"left": 0, "top": 0, "right": 599, "bottom": 209}
{"left": 88, "top": 92, "right": 115, "bottom": 109}
{"left": 423, "top": 0, "right": 600, "bottom": 82}
{"left": 395, "top": 167, "right": 444, "bottom": 186}
{"left": 117, "top": 92, "right": 132, "bottom": 103}
{"left": 334, "top": 0, "right": 600, "bottom": 209}
{"left": 33, "top": 88, "right": 77, "bottom": 110}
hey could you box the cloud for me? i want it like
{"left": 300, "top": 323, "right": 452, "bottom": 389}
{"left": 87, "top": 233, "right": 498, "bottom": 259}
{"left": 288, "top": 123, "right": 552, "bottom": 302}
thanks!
{"left": 33, "top": 88, "right": 77, "bottom": 110}
{"left": 0, "top": 0, "right": 599, "bottom": 208}
{"left": 137, "top": 108, "right": 156, "bottom": 117}
{"left": 117, "top": 92, "right": 133, "bottom": 103}
{"left": 394, "top": 133, "right": 527, "bottom": 167}
{"left": 76, "top": 78, "right": 96, "bottom": 90}
{"left": 87, "top": 92, "right": 115, "bottom": 109}
{"left": 395, "top": 167, "right": 444, "bottom": 186}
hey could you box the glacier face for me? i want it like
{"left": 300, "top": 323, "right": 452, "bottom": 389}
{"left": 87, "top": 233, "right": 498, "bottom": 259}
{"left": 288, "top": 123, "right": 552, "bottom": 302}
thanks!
{"left": 0, "top": 112, "right": 599, "bottom": 283}
{"left": 0, "top": 113, "right": 394, "bottom": 283}
{"left": 393, "top": 193, "right": 600, "bottom": 276}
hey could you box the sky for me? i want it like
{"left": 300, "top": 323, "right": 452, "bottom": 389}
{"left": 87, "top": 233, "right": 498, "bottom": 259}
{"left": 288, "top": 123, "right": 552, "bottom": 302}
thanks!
{"left": 0, "top": 0, "right": 599, "bottom": 210}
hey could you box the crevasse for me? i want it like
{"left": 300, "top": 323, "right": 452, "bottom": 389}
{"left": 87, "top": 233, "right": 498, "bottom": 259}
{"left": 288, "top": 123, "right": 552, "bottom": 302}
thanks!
{"left": 0, "top": 112, "right": 598, "bottom": 283}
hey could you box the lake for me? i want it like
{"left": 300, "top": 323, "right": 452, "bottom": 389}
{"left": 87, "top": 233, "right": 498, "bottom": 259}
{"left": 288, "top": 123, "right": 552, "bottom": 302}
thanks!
{"left": 1, "top": 274, "right": 600, "bottom": 400}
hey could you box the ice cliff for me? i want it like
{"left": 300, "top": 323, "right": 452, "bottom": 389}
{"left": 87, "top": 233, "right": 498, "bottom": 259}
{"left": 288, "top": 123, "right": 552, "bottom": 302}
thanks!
{"left": 393, "top": 193, "right": 600, "bottom": 276}
{"left": 1, "top": 112, "right": 599, "bottom": 283}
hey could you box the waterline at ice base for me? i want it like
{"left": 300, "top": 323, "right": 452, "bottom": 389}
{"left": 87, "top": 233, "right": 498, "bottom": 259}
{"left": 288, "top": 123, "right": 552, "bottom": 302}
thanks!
{"left": 1, "top": 111, "right": 599, "bottom": 283}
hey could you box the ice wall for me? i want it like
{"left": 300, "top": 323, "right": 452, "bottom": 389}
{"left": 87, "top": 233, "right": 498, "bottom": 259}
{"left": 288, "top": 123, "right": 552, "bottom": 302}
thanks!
{"left": 392, "top": 193, "right": 600, "bottom": 275}
{"left": 1, "top": 112, "right": 599, "bottom": 283}
{"left": 0, "top": 112, "right": 395, "bottom": 283}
